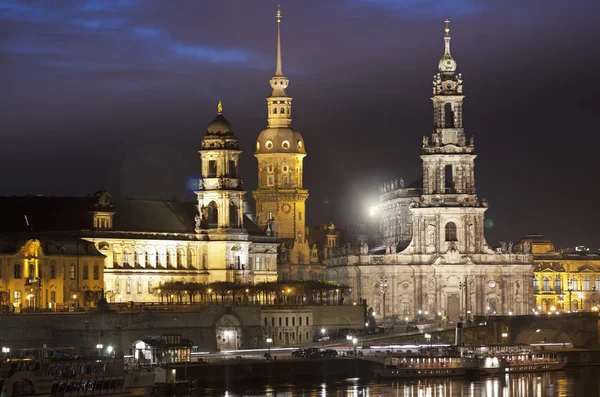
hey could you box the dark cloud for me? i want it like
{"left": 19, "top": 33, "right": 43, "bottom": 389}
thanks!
{"left": 0, "top": 0, "right": 598, "bottom": 248}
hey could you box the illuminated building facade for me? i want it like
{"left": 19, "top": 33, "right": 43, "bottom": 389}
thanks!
{"left": 326, "top": 22, "right": 534, "bottom": 322}
{"left": 525, "top": 234, "right": 600, "bottom": 313}
{"left": 0, "top": 237, "right": 104, "bottom": 311}
{"left": 253, "top": 8, "right": 321, "bottom": 280}
{"left": 0, "top": 107, "right": 279, "bottom": 304}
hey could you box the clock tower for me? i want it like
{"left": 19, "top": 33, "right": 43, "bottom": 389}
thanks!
{"left": 253, "top": 6, "right": 310, "bottom": 266}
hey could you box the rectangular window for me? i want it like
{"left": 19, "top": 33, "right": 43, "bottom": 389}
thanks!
{"left": 126, "top": 279, "right": 131, "bottom": 294}
{"left": 299, "top": 317, "right": 302, "bottom": 326}
{"left": 267, "top": 175, "right": 274, "bottom": 186}
{"left": 306, "top": 316, "right": 309, "bottom": 326}
{"left": 299, "top": 212, "right": 302, "bottom": 221}
{"left": 208, "top": 160, "right": 217, "bottom": 178}
{"left": 229, "top": 160, "right": 237, "bottom": 178}
{"left": 93, "top": 264, "right": 99, "bottom": 280}
{"left": 271, "top": 317, "right": 275, "bottom": 327}
{"left": 255, "top": 256, "right": 261, "bottom": 271}
{"left": 285, "top": 317, "right": 289, "bottom": 326}
{"left": 50, "top": 261, "right": 56, "bottom": 279}
{"left": 278, "top": 317, "right": 282, "bottom": 326}
{"left": 292, "top": 317, "right": 295, "bottom": 326}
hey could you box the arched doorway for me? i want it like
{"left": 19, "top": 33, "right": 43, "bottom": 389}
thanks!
{"left": 215, "top": 314, "right": 242, "bottom": 351}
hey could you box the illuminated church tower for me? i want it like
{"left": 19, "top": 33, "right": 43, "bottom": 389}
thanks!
{"left": 253, "top": 7, "right": 310, "bottom": 265}
{"left": 408, "top": 19, "right": 486, "bottom": 255}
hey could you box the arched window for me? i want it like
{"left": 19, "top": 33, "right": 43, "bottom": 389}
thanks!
{"left": 572, "top": 299, "right": 579, "bottom": 311}
{"left": 82, "top": 265, "right": 89, "bottom": 280}
{"left": 50, "top": 261, "right": 56, "bottom": 279}
{"left": 229, "top": 201, "right": 239, "bottom": 227}
{"left": 122, "top": 251, "right": 129, "bottom": 266}
{"left": 93, "top": 264, "right": 99, "bottom": 280}
{"left": 542, "top": 277, "right": 550, "bottom": 291}
{"left": 554, "top": 278, "right": 561, "bottom": 292}
{"left": 444, "top": 165, "right": 454, "bottom": 192}
{"left": 569, "top": 278, "right": 578, "bottom": 290}
{"left": 14, "top": 263, "right": 21, "bottom": 279}
{"left": 69, "top": 264, "right": 76, "bottom": 280}
{"left": 207, "top": 201, "right": 218, "bottom": 228}
{"left": 177, "top": 249, "right": 184, "bottom": 268}
{"left": 113, "top": 249, "right": 119, "bottom": 267}
{"left": 13, "top": 290, "right": 21, "bottom": 304}
{"left": 584, "top": 277, "right": 590, "bottom": 291}
{"left": 187, "top": 249, "right": 194, "bottom": 268}
{"left": 50, "top": 291, "right": 56, "bottom": 303}
{"left": 166, "top": 250, "right": 173, "bottom": 267}
{"left": 28, "top": 263, "right": 35, "bottom": 278}
{"left": 280, "top": 107, "right": 284, "bottom": 115}
{"left": 134, "top": 251, "right": 139, "bottom": 266}
{"left": 445, "top": 222, "right": 457, "bottom": 242}
{"left": 155, "top": 251, "right": 160, "bottom": 267}
{"left": 444, "top": 103, "right": 454, "bottom": 128}
{"left": 584, "top": 299, "right": 592, "bottom": 311}
{"left": 533, "top": 278, "right": 539, "bottom": 291}
{"left": 273, "top": 108, "right": 277, "bottom": 114}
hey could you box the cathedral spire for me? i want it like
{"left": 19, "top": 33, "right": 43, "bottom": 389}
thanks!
{"left": 275, "top": 4, "right": 283, "bottom": 77}
{"left": 439, "top": 19, "right": 457, "bottom": 74}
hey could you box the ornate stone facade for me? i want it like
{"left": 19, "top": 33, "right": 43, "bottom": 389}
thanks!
{"left": 252, "top": 9, "right": 318, "bottom": 279}
{"left": 326, "top": 21, "right": 534, "bottom": 322}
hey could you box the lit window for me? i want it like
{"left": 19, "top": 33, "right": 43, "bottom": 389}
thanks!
{"left": 266, "top": 140, "right": 273, "bottom": 149}
{"left": 69, "top": 264, "right": 76, "bottom": 280}
{"left": 282, "top": 140, "right": 290, "bottom": 149}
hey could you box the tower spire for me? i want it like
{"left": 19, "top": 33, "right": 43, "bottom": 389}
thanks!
{"left": 275, "top": 4, "right": 283, "bottom": 77}
{"left": 439, "top": 18, "right": 457, "bottom": 73}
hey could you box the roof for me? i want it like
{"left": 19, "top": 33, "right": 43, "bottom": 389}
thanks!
{"left": 206, "top": 114, "right": 234, "bottom": 136}
{"left": 0, "top": 195, "right": 273, "bottom": 238}
{"left": 0, "top": 236, "right": 104, "bottom": 257}
{"left": 255, "top": 127, "right": 306, "bottom": 155}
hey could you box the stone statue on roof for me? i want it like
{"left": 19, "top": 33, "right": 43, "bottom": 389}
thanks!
{"left": 522, "top": 241, "right": 530, "bottom": 254}
{"left": 95, "top": 191, "right": 111, "bottom": 208}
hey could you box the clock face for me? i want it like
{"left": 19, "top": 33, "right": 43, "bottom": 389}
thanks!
{"left": 281, "top": 203, "right": 292, "bottom": 214}
{"left": 488, "top": 281, "right": 496, "bottom": 289}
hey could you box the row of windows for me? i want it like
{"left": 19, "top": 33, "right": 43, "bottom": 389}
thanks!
{"left": 277, "top": 331, "right": 309, "bottom": 341}
{"left": 13, "top": 290, "right": 57, "bottom": 303}
{"left": 12, "top": 263, "right": 99, "bottom": 280}
{"left": 264, "top": 316, "right": 311, "bottom": 327}
{"left": 206, "top": 160, "right": 237, "bottom": 178}
{"left": 114, "top": 250, "right": 194, "bottom": 268}
{"left": 535, "top": 277, "right": 600, "bottom": 291}
{"left": 113, "top": 279, "right": 153, "bottom": 295}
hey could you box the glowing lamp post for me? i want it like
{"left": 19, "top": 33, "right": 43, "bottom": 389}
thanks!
{"left": 266, "top": 337, "right": 273, "bottom": 357}
{"left": 107, "top": 345, "right": 114, "bottom": 357}
{"left": 96, "top": 343, "right": 103, "bottom": 356}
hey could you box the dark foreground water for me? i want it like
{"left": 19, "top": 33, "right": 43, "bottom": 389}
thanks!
{"left": 189, "top": 366, "right": 600, "bottom": 397}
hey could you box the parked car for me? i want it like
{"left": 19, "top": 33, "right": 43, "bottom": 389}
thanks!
{"left": 317, "top": 336, "right": 330, "bottom": 342}
{"left": 322, "top": 349, "right": 338, "bottom": 358}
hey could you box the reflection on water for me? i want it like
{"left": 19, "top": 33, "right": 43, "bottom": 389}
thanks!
{"left": 192, "top": 367, "right": 600, "bottom": 397}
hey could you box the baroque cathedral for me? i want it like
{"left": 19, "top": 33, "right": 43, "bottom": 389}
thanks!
{"left": 325, "top": 21, "right": 534, "bottom": 322}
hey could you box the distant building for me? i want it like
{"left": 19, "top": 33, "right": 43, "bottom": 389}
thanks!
{"left": 0, "top": 237, "right": 103, "bottom": 311}
{"left": 252, "top": 9, "right": 321, "bottom": 281}
{"left": 326, "top": 21, "right": 534, "bottom": 322}
{"left": 523, "top": 234, "right": 600, "bottom": 313}
{"left": 0, "top": 105, "right": 279, "bottom": 304}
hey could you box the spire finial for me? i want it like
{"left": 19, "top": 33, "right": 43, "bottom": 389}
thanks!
{"left": 217, "top": 100, "right": 223, "bottom": 115}
{"left": 445, "top": 19, "right": 450, "bottom": 36}
{"left": 275, "top": 4, "right": 283, "bottom": 76}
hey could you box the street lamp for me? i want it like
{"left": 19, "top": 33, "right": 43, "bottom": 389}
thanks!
{"left": 425, "top": 333, "right": 431, "bottom": 349}
{"left": 352, "top": 337, "right": 358, "bottom": 354}
{"left": 107, "top": 345, "right": 113, "bottom": 357}
{"left": 266, "top": 337, "right": 273, "bottom": 357}
{"left": 96, "top": 343, "right": 103, "bottom": 356}
{"left": 379, "top": 277, "right": 388, "bottom": 326}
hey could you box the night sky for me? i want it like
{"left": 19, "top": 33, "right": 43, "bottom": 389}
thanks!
{"left": 1, "top": 0, "right": 598, "bottom": 248}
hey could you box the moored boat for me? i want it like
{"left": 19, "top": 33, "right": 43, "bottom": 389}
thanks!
{"left": 480, "top": 353, "right": 567, "bottom": 375}
{"left": 0, "top": 347, "right": 155, "bottom": 397}
{"left": 374, "top": 356, "right": 479, "bottom": 379}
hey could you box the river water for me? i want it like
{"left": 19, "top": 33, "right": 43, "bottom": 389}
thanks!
{"left": 191, "top": 367, "right": 600, "bottom": 397}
